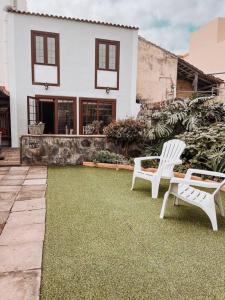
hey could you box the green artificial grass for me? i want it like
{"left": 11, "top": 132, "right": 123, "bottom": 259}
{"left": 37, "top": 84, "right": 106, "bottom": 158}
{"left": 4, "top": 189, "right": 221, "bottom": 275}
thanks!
{"left": 41, "top": 166, "right": 225, "bottom": 300}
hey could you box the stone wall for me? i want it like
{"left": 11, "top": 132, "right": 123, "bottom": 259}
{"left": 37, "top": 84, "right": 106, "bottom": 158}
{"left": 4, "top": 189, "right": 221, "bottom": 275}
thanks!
{"left": 21, "top": 135, "right": 112, "bottom": 165}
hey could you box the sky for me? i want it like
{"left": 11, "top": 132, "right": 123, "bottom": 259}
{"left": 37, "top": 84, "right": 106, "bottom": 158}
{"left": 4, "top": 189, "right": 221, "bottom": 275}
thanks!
{"left": 27, "top": 0, "right": 225, "bottom": 54}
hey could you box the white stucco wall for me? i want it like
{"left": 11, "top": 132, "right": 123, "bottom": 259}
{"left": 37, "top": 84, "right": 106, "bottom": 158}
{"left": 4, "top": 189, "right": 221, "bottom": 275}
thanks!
{"left": 0, "top": 1, "right": 27, "bottom": 89}
{"left": 7, "top": 12, "right": 138, "bottom": 147}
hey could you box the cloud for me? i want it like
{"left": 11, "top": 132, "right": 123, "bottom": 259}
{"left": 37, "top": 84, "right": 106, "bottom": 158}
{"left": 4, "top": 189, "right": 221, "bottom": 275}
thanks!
{"left": 27, "top": 0, "right": 225, "bottom": 53}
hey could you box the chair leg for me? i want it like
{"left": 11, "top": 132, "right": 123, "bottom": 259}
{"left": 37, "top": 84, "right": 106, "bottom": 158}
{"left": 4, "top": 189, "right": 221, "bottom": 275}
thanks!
{"left": 151, "top": 181, "right": 160, "bottom": 199}
{"left": 215, "top": 193, "right": 224, "bottom": 217}
{"left": 204, "top": 204, "right": 218, "bottom": 231}
{"left": 131, "top": 173, "right": 136, "bottom": 191}
{"left": 160, "top": 191, "right": 170, "bottom": 219}
{"left": 174, "top": 196, "right": 179, "bottom": 206}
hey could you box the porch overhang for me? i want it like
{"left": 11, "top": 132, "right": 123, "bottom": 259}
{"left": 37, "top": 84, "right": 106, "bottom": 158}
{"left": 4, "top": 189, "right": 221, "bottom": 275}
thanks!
{"left": 177, "top": 58, "right": 224, "bottom": 91}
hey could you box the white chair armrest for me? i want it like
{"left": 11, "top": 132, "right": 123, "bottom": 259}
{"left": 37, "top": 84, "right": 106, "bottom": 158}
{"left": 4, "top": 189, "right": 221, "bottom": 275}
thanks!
{"left": 170, "top": 177, "right": 220, "bottom": 189}
{"left": 134, "top": 156, "right": 160, "bottom": 162}
{"left": 185, "top": 168, "right": 225, "bottom": 180}
{"left": 134, "top": 156, "right": 160, "bottom": 171}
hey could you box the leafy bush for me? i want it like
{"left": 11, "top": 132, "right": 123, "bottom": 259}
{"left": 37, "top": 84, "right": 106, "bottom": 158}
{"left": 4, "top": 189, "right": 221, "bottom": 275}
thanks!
{"left": 103, "top": 118, "right": 147, "bottom": 156}
{"left": 176, "top": 122, "right": 225, "bottom": 173}
{"left": 91, "top": 150, "right": 128, "bottom": 164}
{"left": 143, "top": 97, "right": 225, "bottom": 142}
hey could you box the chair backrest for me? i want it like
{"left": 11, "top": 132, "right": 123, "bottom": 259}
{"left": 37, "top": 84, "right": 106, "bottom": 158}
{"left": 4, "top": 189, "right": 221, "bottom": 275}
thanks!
{"left": 157, "top": 139, "right": 186, "bottom": 178}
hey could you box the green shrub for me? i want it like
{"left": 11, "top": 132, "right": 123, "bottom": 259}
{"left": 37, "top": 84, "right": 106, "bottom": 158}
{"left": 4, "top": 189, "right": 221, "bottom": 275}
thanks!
{"left": 176, "top": 122, "right": 225, "bottom": 173}
{"left": 103, "top": 118, "right": 147, "bottom": 156}
{"left": 91, "top": 150, "right": 128, "bottom": 164}
{"left": 143, "top": 97, "right": 225, "bottom": 142}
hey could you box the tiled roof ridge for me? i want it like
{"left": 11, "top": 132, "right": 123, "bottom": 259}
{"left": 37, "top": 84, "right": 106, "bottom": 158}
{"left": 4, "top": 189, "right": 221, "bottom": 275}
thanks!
{"left": 7, "top": 6, "right": 139, "bottom": 30}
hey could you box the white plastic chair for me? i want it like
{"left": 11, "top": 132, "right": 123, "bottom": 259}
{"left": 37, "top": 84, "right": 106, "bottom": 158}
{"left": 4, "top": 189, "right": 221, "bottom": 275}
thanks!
{"left": 131, "top": 139, "right": 186, "bottom": 199}
{"left": 160, "top": 169, "right": 225, "bottom": 231}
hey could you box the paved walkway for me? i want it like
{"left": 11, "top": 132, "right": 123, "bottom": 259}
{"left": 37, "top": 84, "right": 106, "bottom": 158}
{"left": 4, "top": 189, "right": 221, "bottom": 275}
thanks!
{"left": 0, "top": 166, "right": 47, "bottom": 300}
{"left": 0, "top": 148, "right": 20, "bottom": 167}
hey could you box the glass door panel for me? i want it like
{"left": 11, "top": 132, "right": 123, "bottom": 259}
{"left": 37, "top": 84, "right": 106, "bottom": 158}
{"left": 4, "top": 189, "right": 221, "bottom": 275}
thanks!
{"left": 82, "top": 102, "right": 98, "bottom": 134}
{"left": 98, "top": 103, "right": 113, "bottom": 133}
{"left": 57, "top": 100, "right": 74, "bottom": 134}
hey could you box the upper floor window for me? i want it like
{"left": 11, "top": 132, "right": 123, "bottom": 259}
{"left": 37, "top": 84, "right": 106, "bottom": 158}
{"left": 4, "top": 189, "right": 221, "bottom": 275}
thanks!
{"left": 31, "top": 30, "right": 60, "bottom": 86}
{"left": 96, "top": 39, "right": 119, "bottom": 71}
{"left": 95, "top": 39, "right": 120, "bottom": 89}
{"left": 32, "top": 31, "right": 59, "bottom": 65}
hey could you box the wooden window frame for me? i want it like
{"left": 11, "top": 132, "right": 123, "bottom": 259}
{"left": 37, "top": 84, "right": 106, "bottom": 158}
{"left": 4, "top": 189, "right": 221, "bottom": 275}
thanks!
{"left": 95, "top": 39, "right": 120, "bottom": 90}
{"left": 79, "top": 98, "right": 116, "bottom": 134}
{"left": 31, "top": 30, "right": 60, "bottom": 86}
{"left": 30, "top": 95, "right": 77, "bottom": 134}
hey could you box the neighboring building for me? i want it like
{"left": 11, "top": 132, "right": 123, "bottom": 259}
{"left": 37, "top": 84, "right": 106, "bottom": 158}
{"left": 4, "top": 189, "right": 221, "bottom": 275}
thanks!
{"left": 184, "top": 17, "right": 225, "bottom": 82}
{"left": 137, "top": 36, "right": 177, "bottom": 103}
{"left": 0, "top": 0, "right": 139, "bottom": 147}
{"left": 137, "top": 36, "right": 223, "bottom": 103}
{"left": 176, "top": 58, "right": 223, "bottom": 99}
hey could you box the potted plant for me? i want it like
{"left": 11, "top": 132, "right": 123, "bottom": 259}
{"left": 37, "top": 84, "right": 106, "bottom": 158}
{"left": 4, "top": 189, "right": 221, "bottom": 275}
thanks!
{"left": 28, "top": 122, "right": 45, "bottom": 135}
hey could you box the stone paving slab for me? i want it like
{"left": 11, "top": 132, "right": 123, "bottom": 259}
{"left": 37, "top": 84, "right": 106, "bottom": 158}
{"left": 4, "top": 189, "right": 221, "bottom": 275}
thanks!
{"left": 0, "top": 212, "right": 8, "bottom": 224}
{"left": 8, "top": 170, "right": 28, "bottom": 175}
{"left": 0, "top": 223, "right": 45, "bottom": 245}
{"left": 0, "top": 180, "right": 24, "bottom": 186}
{"left": 3, "top": 175, "right": 27, "bottom": 180}
{"left": 21, "top": 185, "right": 47, "bottom": 192}
{"left": 0, "top": 165, "right": 47, "bottom": 299}
{"left": 12, "top": 199, "right": 46, "bottom": 212}
{"left": 0, "top": 242, "right": 43, "bottom": 272}
{"left": 0, "top": 167, "right": 10, "bottom": 171}
{"left": 23, "top": 179, "right": 47, "bottom": 186}
{"left": 0, "top": 200, "right": 14, "bottom": 212}
{"left": 0, "top": 170, "right": 9, "bottom": 175}
{"left": 10, "top": 167, "right": 30, "bottom": 172}
{"left": 7, "top": 210, "right": 45, "bottom": 227}
{"left": 0, "top": 192, "right": 17, "bottom": 201}
{"left": 0, "top": 269, "right": 41, "bottom": 300}
{"left": 0, "top": 186, "right": 21, "bottom": 193}
{"left": 16, "top": 190, "right": 46, "bottom": 201}
{"left": 26, "top": 174, "right": 47, "bottom": 179}
{"left": 0, "top": 212, "right": 8, "bottom": 234}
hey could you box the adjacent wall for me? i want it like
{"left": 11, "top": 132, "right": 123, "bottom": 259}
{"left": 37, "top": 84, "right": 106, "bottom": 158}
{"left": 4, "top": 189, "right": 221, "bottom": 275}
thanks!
{"left": 137, "top": 36, "right": 178, "bottom": 103}
{"left": 185, "top": 17, "right": 225, "bottom": 82}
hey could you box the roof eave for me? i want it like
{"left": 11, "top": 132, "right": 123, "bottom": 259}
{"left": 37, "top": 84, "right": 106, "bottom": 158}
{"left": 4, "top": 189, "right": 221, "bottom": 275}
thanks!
{"left": 7, "top": 7, "right": 139, "bottom": 30}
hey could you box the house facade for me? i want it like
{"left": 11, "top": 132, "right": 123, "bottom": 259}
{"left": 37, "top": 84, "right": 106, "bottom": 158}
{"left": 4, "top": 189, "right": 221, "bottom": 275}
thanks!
{"left": 0, "top": 0, "right": 139, "bottom": 147}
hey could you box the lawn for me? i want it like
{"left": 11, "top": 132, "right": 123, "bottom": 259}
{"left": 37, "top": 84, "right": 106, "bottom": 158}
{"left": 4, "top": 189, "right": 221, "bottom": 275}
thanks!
{"left": 41, "top": 166, "right": 225, "bottom": 300}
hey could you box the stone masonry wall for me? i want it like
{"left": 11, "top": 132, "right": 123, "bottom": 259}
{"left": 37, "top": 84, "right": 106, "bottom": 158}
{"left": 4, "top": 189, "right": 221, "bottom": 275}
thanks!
{"left": 21, "top": 135, "right": 113, "bottom": 165}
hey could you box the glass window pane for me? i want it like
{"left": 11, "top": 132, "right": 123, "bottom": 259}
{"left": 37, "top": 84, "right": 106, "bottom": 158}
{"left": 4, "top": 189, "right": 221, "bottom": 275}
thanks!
{"left": 35, "top": 36, "right": 44, "bottom": 63}
{"left": 98, "top": 103, "right": 113, "bottom": 133}
{"left": 57, "top": 100, "right": 74, "bottom": 134}
{"left": 99, "top": 43, "right": 106, "bottom": 69}
{"left": 82, "top": 102, "right": 98, "bottom": 134}
{"left": 47, "top": 37, "right": 56, "bottom": 64}
{"left": 109, "top": 45, "right": 116, "bottom": 70}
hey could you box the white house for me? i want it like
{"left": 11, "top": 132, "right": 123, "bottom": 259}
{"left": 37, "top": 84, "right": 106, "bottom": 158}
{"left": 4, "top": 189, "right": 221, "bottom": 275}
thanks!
{"left": 0, "top": 0, "right": 139, "bottom": 147}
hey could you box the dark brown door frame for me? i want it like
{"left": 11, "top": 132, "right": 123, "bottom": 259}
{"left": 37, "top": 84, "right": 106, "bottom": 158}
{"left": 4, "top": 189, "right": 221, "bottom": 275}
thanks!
{"left": 35, "top": 95, "right": 77, "bottom": 134}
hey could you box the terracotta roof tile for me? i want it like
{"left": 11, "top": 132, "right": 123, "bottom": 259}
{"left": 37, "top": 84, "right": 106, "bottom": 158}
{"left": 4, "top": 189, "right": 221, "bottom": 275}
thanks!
{"left": 7, "top": 7, "right": 139, "bottom": 30}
